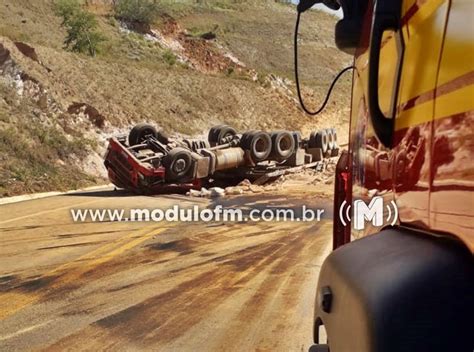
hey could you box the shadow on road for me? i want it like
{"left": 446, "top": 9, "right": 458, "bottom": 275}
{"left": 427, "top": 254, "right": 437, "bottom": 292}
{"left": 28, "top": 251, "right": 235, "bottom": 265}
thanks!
{"left": 211, "top": 193, "right": 334, "bottom": 220}
{"left": 63, "top": 187, "right": 198, "bottom": 198}
{"left": 63, "top": 189, "right": 133, "bottom": 198}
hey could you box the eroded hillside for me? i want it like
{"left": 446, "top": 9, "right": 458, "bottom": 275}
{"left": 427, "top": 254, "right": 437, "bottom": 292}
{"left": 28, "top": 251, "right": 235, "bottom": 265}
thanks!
{"left": 0, "top": 0, "right": 351, "bottom": 196}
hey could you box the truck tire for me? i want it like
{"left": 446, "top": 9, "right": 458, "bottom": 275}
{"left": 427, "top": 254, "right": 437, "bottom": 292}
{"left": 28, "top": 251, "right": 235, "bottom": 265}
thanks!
{"left": 317, "top": 130, "right": 329, "bottom": 154}
{"left": 271, "top": 131, "right": 295, "bottom": 161}
{"left": 216, "top": 126, "right": 236, "bottom": 145}
{"left": 310, "top": 130, "right": 329, "bottom": 154}
{"left": 331, "top": 128, "right": 338, "bottom": 147}
{"left": 326, "top": 128, "right": 335, "bottom": 150}
{"left": 129, "top": 123, "right": 158, "bottom": 146}
{"left": 208, "top": 125, "right": 236, "bottom": 146}
{"left": 162, "top": 147, "right": 193, "bottom": 181}
{"left": 240, "top": 130, "right": 257, "bottom": 149}
{"left": 242, "top": 131, "right": 272, "bottom": 162}
{"left": 208, "top": 125, "right": 224, "bottom": 146}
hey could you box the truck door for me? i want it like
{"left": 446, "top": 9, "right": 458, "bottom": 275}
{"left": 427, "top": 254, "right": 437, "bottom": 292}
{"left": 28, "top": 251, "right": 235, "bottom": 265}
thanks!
{"left": 347, "top": 0, "right": 450, "bottom": 239}
{"left": 392, "top": 0, "right": 451, "bottom": 229}
{"left": 430, "top": 0, "right": 474, "bottom": 250}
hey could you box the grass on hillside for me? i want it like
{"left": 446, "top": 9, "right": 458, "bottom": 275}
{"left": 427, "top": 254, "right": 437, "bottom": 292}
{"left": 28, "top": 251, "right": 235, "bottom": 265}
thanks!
{"left": 0, "top": 0, "right": 351, "bottom": 196}
{"left": 0, "top": 86, "right": 99, "bottom": 196}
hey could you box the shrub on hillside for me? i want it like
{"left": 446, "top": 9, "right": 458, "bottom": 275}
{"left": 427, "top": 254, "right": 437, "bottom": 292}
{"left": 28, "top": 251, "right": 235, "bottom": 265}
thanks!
{"left": 162, "top": 49, "right": 176, "bottom": 66}
{"left": 114, "top": 0, "right": 161, "bottom": 25}
{"left": 54, "top": 0, "right": 81, "bottom": 23}
{"left": 54, "top": 0, "right": 105, "bottom": 57}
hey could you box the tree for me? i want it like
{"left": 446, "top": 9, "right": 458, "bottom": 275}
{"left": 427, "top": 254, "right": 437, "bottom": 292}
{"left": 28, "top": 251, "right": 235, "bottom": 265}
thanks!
{"left": 54, "top": 0, "right": 105, "bottom": 57}
{"left": 54, "top": 0, "right": 81, "bottom": 24}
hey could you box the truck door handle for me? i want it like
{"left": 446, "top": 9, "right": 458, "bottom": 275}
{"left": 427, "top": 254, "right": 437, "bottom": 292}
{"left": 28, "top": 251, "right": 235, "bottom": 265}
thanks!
{"left": 368, "top": 0, "right": 404, "bottom": 148}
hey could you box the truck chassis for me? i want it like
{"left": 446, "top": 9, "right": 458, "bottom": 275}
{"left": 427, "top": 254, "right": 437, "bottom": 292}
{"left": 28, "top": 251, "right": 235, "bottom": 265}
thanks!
{"left": 104, "top": 124, "right": 339, "bottom": 193}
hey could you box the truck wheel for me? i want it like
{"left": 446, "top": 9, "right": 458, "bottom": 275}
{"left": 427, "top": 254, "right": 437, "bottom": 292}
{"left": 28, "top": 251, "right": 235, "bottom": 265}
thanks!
{"left": 326, "top": 128, "right": 335, "bottom": 150}
{"left": 216, "top": 126, "right": 237, "bottom": 145}
{"left": 129, "top": 123, "right": 158, "bottom": 146}
{"left": 162, "top": 147, "right": 193, "bottom": 181}
{"left": 331, "top": 128, "right": 338, "bottom": 147}
{"left": 271, "top": 131, "right": 295, "bottom": 161}
{"left": 208, "top": 125, "right": 236, "bottom": 145}
{"left": 208, "top": 125, "right": 224, "bottom": 146}
{"left": 309, "top": 130, "right": 329, "bottom": 152}
{"left": 313, "top": 130, "right": 329, "bottom": 154}
{"left": 242, "top": 131, "right": 272, "bottom": 162}
{"left": 240, "top": 130, "right": 257, "bottom": 149}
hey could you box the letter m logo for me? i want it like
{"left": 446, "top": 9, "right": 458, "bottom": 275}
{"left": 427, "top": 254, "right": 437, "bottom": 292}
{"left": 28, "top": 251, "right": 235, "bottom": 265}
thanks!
{"left": 353, "top": 197, "right": 384, "bottom": 230}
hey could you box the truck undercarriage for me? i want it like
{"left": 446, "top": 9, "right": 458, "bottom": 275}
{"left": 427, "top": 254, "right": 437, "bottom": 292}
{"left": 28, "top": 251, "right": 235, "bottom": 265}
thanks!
{"left": 104, "top": 123, "right": 340, "bottom": 193}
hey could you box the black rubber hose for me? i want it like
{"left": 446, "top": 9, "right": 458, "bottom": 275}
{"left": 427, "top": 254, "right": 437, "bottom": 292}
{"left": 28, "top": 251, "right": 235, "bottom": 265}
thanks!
{"left": 294, "top": 11, "right": 355, "bottom": 116}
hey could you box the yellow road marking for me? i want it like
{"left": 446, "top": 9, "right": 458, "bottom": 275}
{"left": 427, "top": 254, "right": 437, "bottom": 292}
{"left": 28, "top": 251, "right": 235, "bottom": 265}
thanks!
{"left": 0, "top": 319, "right": 53, "bottom": 341}
{"left": 0, "top": 225, "right": 172, "bottom": 320}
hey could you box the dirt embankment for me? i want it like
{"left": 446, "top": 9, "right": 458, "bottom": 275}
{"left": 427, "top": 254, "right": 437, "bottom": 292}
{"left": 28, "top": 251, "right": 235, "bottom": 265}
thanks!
{"left": 0, "top": 1, "right": 351, "bottom": 196}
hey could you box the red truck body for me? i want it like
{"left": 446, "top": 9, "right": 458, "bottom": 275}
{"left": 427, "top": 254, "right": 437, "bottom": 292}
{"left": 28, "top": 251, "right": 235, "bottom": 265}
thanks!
{"left": 104, "top": 137, "right": 201, "bottom": 193}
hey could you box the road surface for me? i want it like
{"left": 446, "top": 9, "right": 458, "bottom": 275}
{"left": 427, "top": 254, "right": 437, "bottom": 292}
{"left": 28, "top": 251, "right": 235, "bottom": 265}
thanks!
{"left": 0, "top": 188, "right": 332, "bottom": 351}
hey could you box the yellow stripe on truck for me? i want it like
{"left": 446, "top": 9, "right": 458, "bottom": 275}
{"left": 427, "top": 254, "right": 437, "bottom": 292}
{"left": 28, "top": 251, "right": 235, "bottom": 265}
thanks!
{"left": 435, "top": 84, "right": 474, "bottom": 121}
{"left": 396, "top": 101, "right": 433, "bottom": 130}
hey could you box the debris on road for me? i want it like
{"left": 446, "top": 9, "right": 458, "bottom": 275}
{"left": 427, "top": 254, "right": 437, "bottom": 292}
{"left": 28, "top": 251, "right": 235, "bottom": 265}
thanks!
{"left": 185, "top": 159, "right": 338, "bottom": 198}
{"left": 187, "top": 187, "right": 226, "bottom": 198}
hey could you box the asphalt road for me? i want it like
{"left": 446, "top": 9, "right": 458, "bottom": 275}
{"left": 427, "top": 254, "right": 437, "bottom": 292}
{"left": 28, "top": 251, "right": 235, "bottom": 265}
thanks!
{"left": 0, "top": 188, "right": 332, "bottom": 351}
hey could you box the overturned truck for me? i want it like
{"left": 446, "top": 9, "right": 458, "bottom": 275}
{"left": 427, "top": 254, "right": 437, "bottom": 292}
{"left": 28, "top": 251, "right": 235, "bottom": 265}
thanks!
{"left": 104, "top": 123, "right": 339, "bottom": 193}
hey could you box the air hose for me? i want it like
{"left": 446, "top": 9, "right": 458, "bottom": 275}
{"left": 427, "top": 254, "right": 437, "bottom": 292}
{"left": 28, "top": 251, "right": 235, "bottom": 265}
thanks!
{"left": 294, "top": 10, "right": 354, "bottom": 116}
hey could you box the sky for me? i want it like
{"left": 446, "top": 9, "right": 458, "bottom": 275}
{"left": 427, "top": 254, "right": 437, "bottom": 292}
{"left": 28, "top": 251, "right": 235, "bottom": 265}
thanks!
{"left": 290, "top": 0, "right": 344, "bottom": 18}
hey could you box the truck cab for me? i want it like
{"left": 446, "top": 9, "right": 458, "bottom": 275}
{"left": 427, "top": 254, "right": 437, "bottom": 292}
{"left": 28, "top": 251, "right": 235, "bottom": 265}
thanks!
{"left": 308, "top": 0, "right": 474, "bottom": 351}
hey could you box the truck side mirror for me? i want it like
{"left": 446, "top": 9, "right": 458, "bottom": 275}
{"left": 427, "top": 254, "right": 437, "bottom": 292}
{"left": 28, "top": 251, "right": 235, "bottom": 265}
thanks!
{"left": 367, "top": 0, "right": 404, "bottom": 147}
{"left": 335, "top": 0, "right": 369, "bottom": 55}
{"left": 335, "top": 18, "right": 363, "bottom": 54}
